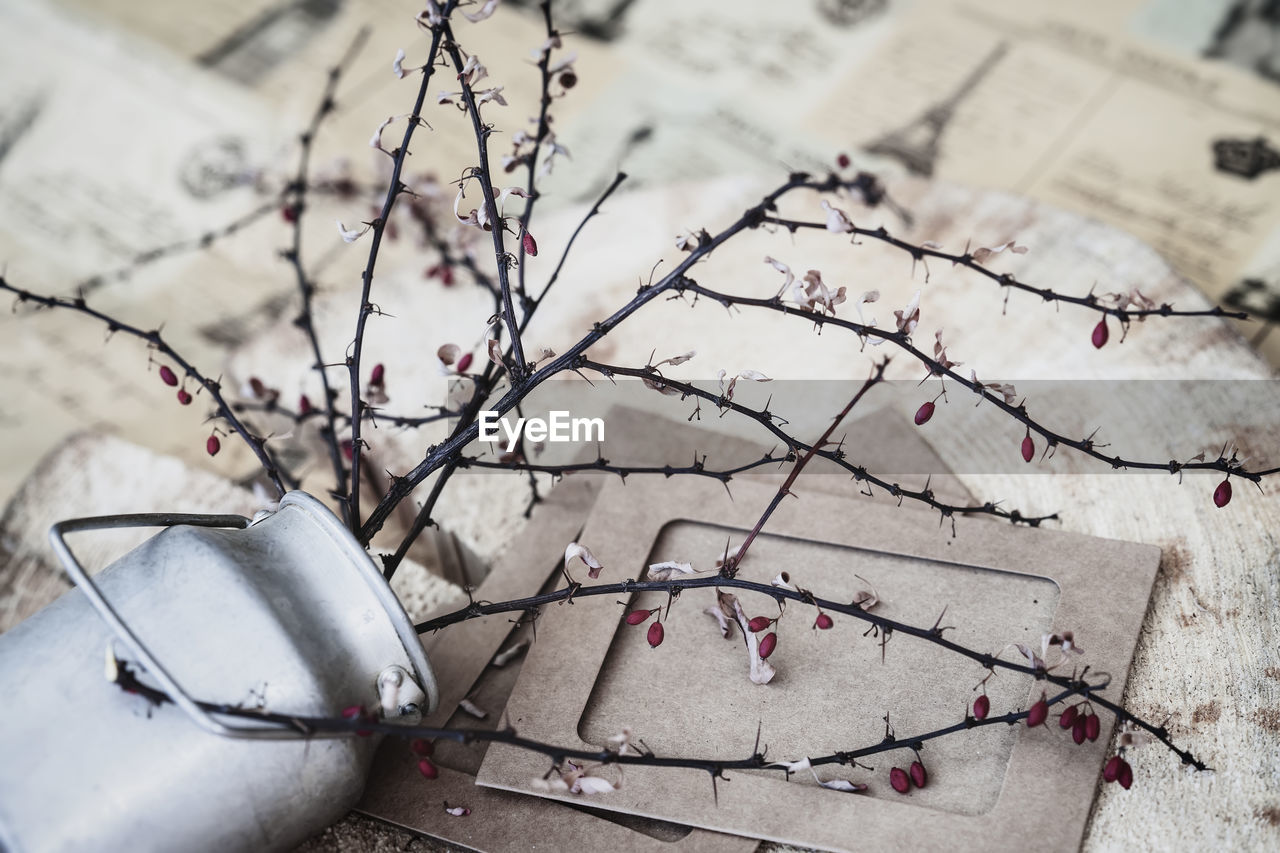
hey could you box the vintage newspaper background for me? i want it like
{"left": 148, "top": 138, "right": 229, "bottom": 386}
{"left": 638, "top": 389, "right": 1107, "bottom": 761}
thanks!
{"left": 2, "top": 0, "right": 1279, "bottom": 495}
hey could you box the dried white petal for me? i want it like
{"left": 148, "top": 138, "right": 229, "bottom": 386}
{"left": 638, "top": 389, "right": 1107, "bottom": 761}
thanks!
{"left": 444, "top": 805, "right": 471, "bottom": 817}
{"left": 392, "top": 48, "right": 407, "bottom": 79}
{"left": 462, "top": 0, "right": 500, "bottom": 23}
{"left": 565, "top": 541, "right": 604, "bottom": 579}
{"left": 337, "top": 221, "right": 363, "bottom": 243}
{"left": 492, "top": 641, "right": 527, "bottom": 666}
{"left": 646, "top": 560, "right": 695, "bottom": 580}
{"left": 369, "top": 116, "right": 396, "bottom": 152}
{"left": 654, "top": 350, "right": 696, "bottom": 368}
{"left": 571, "top": 775, "right": 618, "bottom": 795}
{"left": 486, "top": 339, "right": 505, "bottom": 367}
{"left": 704, "top": 605, "right": 733, "bottom": 638}
{"left": 820, "top": 199, "right": 854, "bottom": 233}
{"left": 459, "top": 699, "right": 487, "bottom": 719}
{"left": 437, "top": 343, "right": 461, "bottom": 366}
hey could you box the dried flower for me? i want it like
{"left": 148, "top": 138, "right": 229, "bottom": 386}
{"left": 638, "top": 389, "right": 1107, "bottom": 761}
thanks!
{"left": 444, "top": 804, "right": 471, "bottom": 817}
{"left": 564, "top": 541, "right": 604, "bottom": 579}
{"left": 971, "top": 240, "right": 1028, "bottom": 265}
{"left": 337, "top": 220, "right": 363, "bottom": 243}
{"left": 459, "top": 698, "right": 487, "bottom": 719}
{"left": 820, "top": 199, "right": 854, "bottom": 233}
{"left": 893, "top": 291, "right": 921, "bottom": 335}
{"left": 646, "top": 560, "right": 696, "bottom": 580}
{"left": 159, "top": 365, "right": 178, "bottom": 387}
{"left": 462, "top": 0, "right": 500, "bottom": 23}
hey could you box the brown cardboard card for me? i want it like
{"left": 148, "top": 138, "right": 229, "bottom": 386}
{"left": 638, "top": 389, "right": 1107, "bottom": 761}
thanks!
{"left": 357, "top": 404, "right": 972, "bottom": 851}
{"left": 474, "top": 476, "right": 1161, "bottom": 853}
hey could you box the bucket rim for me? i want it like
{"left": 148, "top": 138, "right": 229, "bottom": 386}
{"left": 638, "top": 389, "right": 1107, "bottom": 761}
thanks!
{"left": 273, "top": 491, "right": 439, "bottom": 715}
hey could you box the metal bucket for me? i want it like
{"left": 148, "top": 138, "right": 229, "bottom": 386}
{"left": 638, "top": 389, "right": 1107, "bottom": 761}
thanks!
{"left": 0, "top": 491, "right": 438, "bottom": 852}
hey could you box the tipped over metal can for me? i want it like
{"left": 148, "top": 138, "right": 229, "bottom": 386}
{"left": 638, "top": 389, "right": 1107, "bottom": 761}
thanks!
{"left": 0, "top": 491, "right": 437, "bottom": 852}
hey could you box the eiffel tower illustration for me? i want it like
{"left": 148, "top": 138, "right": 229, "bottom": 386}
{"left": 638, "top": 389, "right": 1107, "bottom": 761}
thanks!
{"left": 865, "top": 42, "right": 1009, "bottom": 177}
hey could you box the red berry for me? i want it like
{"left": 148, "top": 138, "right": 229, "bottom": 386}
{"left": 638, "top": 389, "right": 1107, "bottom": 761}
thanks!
{"left": 759, "top": 632, "right": 778, "bottom": 659}
{"left": 1117, "top": 759, "right": 1133, "bottom": 790}
{"left": 1102, "top": 755, "right": 1122, "bottom": 783}
{"left": 1085, "top": 712, "right": 1100, "bottom": 742}
{"left": 176, "top": 389, "right": 192, "bottom": 406}
{"left": 973, "top": 694, "right": 990, "bottom": 720}
{"left": 889, "top": 767, "right": 910, "bottom": 794}
{"left": 909, "top": 760, "right": 927, "bottom": 788}
{"left": 814, "top": 612, "right": 834, "bottom": 630}
{"left": 342, "top": 440, "right": 354, "bottom": 461}
{"left": 1026, "top": 694, "right": 1049, "bottom": 727}
{"left": 418, "top": 758, "right": 439, "bottom": 780}
{"left": 1059, "top": 705, "right": 1078, "bottom": 729}
{"left": 206, "top": 435, "right": 221, "bottom": 457}
{"left": 914, "top": 401, "right": 935, "bottom": 426}
{"left": 522, "top": 230, "right": 538, "bottom": 257}
{"left": 1021, "top": 435, "right": 1035, "bottom": 463}
{"left": 410, "top": 738, "right": 433, "bottom": 757}
{"left": 281, "top": 205, "right": 297, "bottom": 223}
{"left": 1072, "top": 714, "right": 1087, "bottom": 745}
{"left": 440, "top": 266, "right": 455, "bottom": 287}
{"left": 249, "top": 377, "right": 267, "bottom": 398}
{"left": 299, "top": 394, "right": 313, "bottom": 415}
{"left": 836, "top": 153, "right": 851, "bottom": 169}
{"left": 625, "top": 609, "right": 651, "bottom": 626}
{"left": 342, "top": 704, "right": 373, "bottom": 737}
{"left": 647, "top": 621, "right": 664, "bottom": 648}
{"left": 1092, "top": 319, "right": 1109, "bottom": 349}
{"left": 457, "top": 352, "right": 474, "bottom": 373}
{"left": 370, "top": 363, "right": 385, "bottom": 386}
{"left": 1214, "top": 479, "right": 1232, "bottom": 508}
{"left": 747, "top": 616, "right": 772, "bottom": 633}
{"left": 159, "top": 365, "right": 178, "bottom": 387}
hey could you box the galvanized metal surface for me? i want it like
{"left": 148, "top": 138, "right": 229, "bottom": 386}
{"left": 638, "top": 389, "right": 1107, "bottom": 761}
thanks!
{"left": 0, "top": 491, "right": 436, "bottom": 852}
